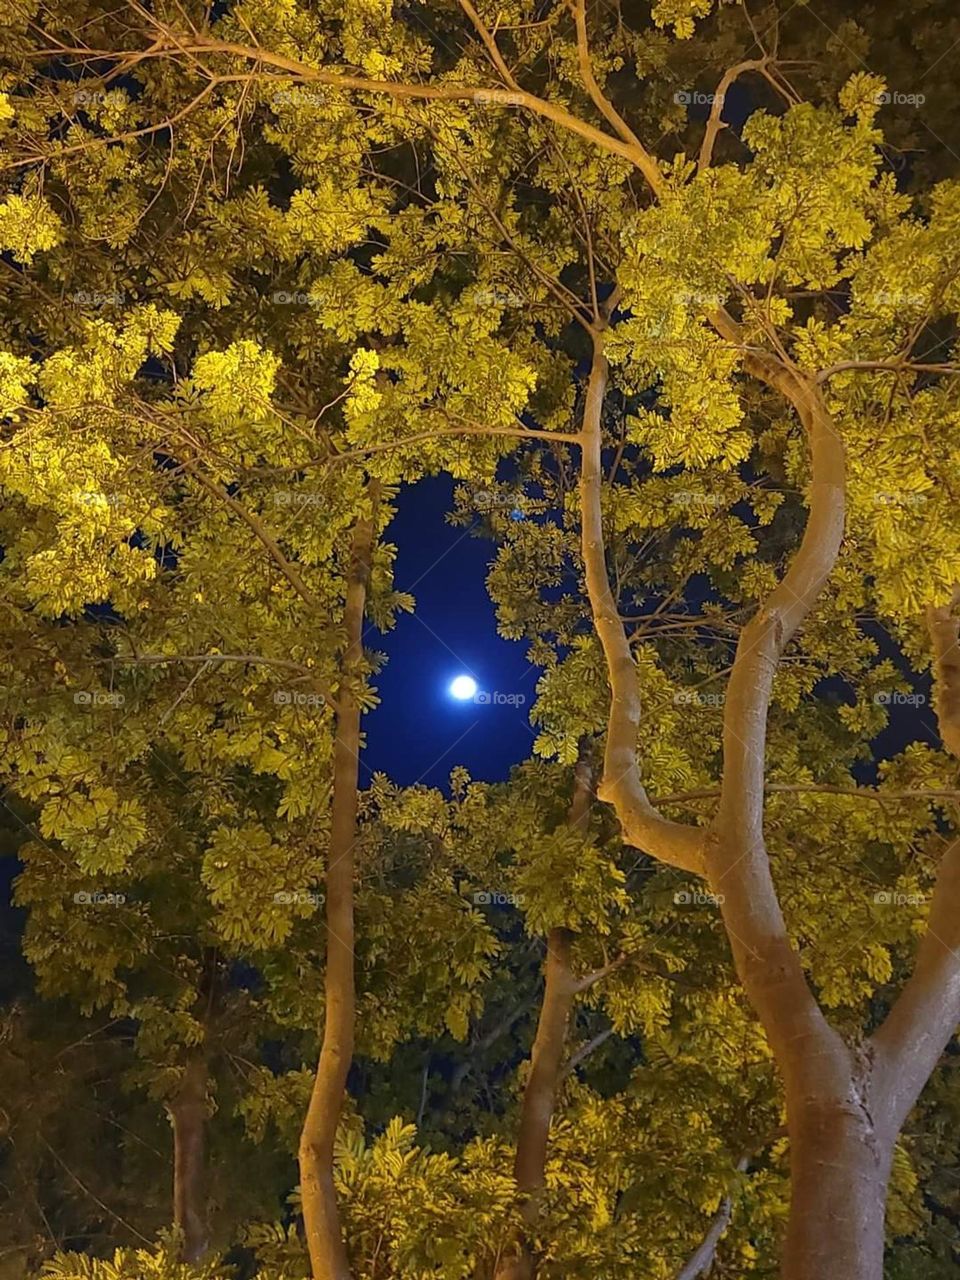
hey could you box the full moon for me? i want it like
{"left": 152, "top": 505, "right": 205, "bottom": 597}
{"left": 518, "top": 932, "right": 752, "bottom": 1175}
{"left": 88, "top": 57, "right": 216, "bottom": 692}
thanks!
{"left": 449, "top": 675, "right": 478, "bottom": 701}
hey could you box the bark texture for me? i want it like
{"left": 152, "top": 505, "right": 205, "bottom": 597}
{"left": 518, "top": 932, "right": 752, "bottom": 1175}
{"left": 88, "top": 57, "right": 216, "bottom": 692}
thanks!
{"left": 170, "top": 1053, "right": 208, "bottom": 1264}
{"left": 299, "top": 497, "right": 376, "bottom": 1280}
{"left": 782, "top": 1071, "right": 892, "bottom": 1280}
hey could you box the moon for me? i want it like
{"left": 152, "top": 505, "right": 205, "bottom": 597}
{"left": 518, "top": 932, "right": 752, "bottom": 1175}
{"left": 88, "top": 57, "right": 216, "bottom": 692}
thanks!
{"left": 449, "top": 674, "right": 478, "bottom": 701}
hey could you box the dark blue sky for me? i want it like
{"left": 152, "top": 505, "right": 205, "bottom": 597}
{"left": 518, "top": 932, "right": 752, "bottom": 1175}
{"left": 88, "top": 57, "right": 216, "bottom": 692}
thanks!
{"left": 361, "top": 475, "right": 540, "bottom": 788}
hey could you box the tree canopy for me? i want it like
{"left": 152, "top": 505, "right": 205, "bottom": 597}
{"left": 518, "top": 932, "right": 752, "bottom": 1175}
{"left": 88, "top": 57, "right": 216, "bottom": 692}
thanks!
{"left": 1, "top": 2, "right": 959, "bottom": 1279}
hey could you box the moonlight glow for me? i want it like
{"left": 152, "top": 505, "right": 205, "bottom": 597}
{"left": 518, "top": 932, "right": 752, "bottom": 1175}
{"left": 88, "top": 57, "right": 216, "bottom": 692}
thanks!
{"left": 449, "top": 675, "right": 478, "bottom": 701}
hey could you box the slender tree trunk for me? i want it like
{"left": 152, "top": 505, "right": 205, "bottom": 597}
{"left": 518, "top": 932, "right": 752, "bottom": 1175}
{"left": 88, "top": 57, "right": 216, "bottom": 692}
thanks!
{"left": 299, "top": 495, "right": 377, "bottom": 1280}
{"left": 170, "top": 1053, "right": 208, "bottom": 1264}
{"left": 494, "top": 755, "right": 593, "bottom": 1280}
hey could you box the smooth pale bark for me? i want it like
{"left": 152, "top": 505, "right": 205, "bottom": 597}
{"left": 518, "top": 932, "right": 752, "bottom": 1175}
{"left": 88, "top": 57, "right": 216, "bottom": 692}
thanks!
{"left": 169, "top": 1053, "right": 208, "bottom": 1263}
{"left": 870, "top": 602, "right": 960, "bottom": 1130}
{"left": 494, "top": 756, "right": 593, "bottom": 1280}
{"left": 579, "top": 317, "right": 960, "bottom": 1280}
{"left": 783, "top": 1073, "right": 892, "bottom": 1280}
{"left": 700, "top": 357, "right": 861, "bottom": 1279}
{"left": 299, "top": 499, "right": 376, "bottom": 1280}
{"left": 579, "top": 340, "right": 705, "bottom": 876}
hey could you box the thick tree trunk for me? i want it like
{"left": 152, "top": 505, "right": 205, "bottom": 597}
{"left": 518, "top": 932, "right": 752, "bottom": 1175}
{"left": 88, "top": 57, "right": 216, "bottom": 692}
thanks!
{"left": 782, "top": 1090, "right": 892, "bottom": 1280}
{"left": 494, "top": 757, "right": 593, "bottom": 1280}
{"left": 170, "top": 1053, "right": 208, "bottom": 1264}
{"left": 299, "top": 497, "right": 376, "bottom": 1280}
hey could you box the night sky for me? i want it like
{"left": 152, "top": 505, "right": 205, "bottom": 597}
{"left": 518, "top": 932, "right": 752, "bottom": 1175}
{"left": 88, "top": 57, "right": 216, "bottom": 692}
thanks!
{"left": 362, "top": 475, "right": 539, "bottom": 789}
{"left": 360, "top": 473, "right": 939, "bottom": 793}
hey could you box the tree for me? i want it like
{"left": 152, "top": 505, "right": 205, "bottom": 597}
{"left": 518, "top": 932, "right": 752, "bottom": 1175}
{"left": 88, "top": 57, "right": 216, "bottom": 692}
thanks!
{"left": 3, "top": 2, "right": 960, "bottom": 1278}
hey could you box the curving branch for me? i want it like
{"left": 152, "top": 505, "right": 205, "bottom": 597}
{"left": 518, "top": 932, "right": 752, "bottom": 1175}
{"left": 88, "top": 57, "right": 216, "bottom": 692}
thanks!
{"left": 816, "top": 359, "right": 960, "bottom": 383}
{"left": 872, "top": 835, "right": 960, "bottom": 1132}
{"left": 696, "top": 55, "right": 802, "bottom": 173}
{"left": 697, "top": 60, "right": 767, "bottom": 172}
{"left": 28, "top": 29, "right": 666, "bottom": 194}
{"left": 496, "top": 752, "right": 594, "bottom": 1280}
{"left": 456, "top": 0, "right": 521, "bottom": 92}
{"left": 299, "top": 485, "right": 379, "bottom": 1280}
{"left": 706, "top": 318, "right": 846, "bottom": 1062}
{"left": 872, "top": 589, "right": 960, "bottom": 1130}
{"left": 578, "top": 340, "right": 706, "bottom": 875}
{"left": 572, "top": 0, "right": 647, "bottom": 154}
{"left": 656, "top": 783, "right": 960, "bottom": 806}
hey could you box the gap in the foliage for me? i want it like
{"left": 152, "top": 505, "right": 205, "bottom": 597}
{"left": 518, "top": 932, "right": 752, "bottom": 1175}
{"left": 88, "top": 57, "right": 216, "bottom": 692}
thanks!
{"left": 362, "top": 474, "right": 538, "bottom": 790}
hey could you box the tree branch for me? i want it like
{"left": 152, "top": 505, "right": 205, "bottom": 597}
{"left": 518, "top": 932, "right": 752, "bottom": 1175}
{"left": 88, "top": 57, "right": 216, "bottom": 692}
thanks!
{"left": 872, "top": 835, "right": 960, "bottom": 1132}
{"left": 456, "top": 0, "right": 521, "bottom": 92}
{"left": 572, "top": 0, "right": 648, "bottom": 154}
{"left": 926, "top": 591, "right": 960, "bottom": 758}
{"left": 673, "top": 1157, "right": 749, "bottom": 1280}
{"left": 299, "top": 485, "right": 379, "bottom": 1280}
{"left": 872, "top": 591, "right": 960, "bottom": 1129}
{"left": 181, "top": 460, "right": 324, "bottom": 612}
{"left": 697, "top": 60, "right": 768, "bottom": 172}
{"left": 656, "top": 784, "right": 960, "bottom": 807}
{"left": 706, "top": 322, "right": 848, "bottom": 1071}
{"left": 573, "top": 952, "right": 627, "bottom": 993}
{"left": 561, "top": 1027, "right": 613, "bottom": 1078}
{"left": 816, "top": 359, "right": 960, "bottom": 383}
{"left": 106, "top": 651, "right": 338, "bottom": 713}
{"left": 36, "top": 30, "right": 666, "bottom": 193}
{"left": 578, "top": 339, "right": 705, "bottom": 875}
{"left": 326, "top": 423, "right": 583, "bottom": 468}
